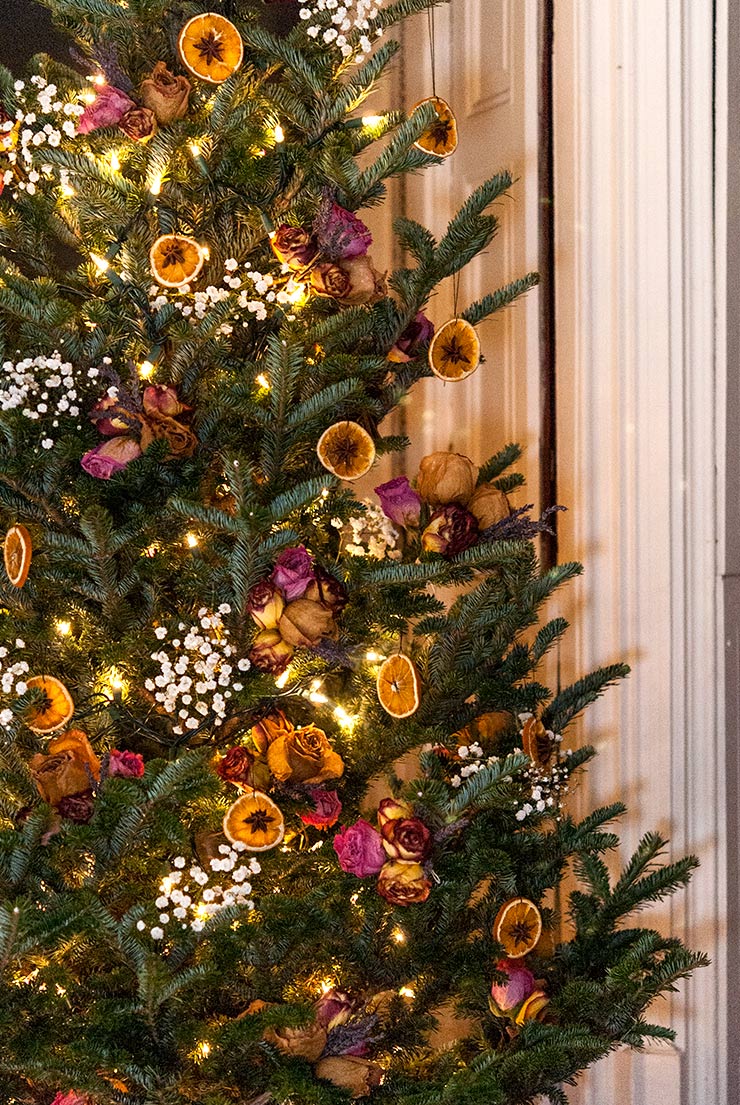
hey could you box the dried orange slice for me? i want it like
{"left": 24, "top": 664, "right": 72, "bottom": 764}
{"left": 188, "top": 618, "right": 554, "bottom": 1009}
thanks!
{"left": 521, "top": 716, "right": 555, "bottom": 769}
{"left": 317, "top": 421, "right": 376, "bottom": 481}
{"left": 178, "top": 12, "right": 244, "bottom": 84}
{"left": 376, "top": 654, "right": 421, "bottom": 719}
{"left": 223, "top": 790, "right": 285, "bottom": 851}
{"left": 150, "top": 234, "right": 205, "bottom": 288}
{"left": 413, "top": 97, "right": 458, "bottom": 157}
{"left": 429, "top": 318, "right": 480, "bottom": 382}
{"left": 493, "top": 897, "right": 542, "bottom": 959}
{"left": 25, "top": 675, "right": 75, "bottom": 734}
{"left": 4, "top": 524, "right": 32, "bottom": 588}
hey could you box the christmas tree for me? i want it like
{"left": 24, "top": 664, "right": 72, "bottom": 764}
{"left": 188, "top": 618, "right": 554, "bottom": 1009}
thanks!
{"left": 0, "top": 2, "right": 706, "bottom": 1104}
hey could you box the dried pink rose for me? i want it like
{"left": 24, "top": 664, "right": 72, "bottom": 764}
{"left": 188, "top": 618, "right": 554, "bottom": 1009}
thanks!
{"left": 388, "top": 311, "right": 435, "bottom": 363}
{"left": 271, "top": 545, "right": 316, "bottom": 601}
{"left": 142, "top": 384, "right": 189, "bottom": 418}
{"left": 77, "top": 85, "right": 134, "bottom": 134}
{"left": 333, "top": 818, "right": 386, "bottom": 877}
{"left": 374, "top": 476, "right": 422, "bottom": 528}
{"left": 314, "top": 198, "right": 373, "bottom": 260}
{"left": 108, "top": 749, "right": 145, "bottom": 778}
{"left": 300, "top": 788, "right": 342, "bottom": 829}
{"left": 489, "top": 958, "right": 537, "bottom": 1015}
{"left": 81, "top": 436, "right": 142, "bottom": 479}
{"left": 316, "top": 987, "right": 354, "bottom": 1029}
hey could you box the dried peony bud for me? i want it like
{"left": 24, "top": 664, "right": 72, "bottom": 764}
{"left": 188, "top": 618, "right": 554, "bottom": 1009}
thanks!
{"left": 139, "top": 61, "right": 191, "bottom": 125}
{"left": 468, "top": 483, "right": 511, "bottom": 530}
{"left": 279, "top": 599, "right": 338, "bottom": 648}
{"left": 108, "top": 749, "right": 145, "bottom": 778}
{"left": 316, "top": 987, "right": 354, "bottom": 1029}
{"left": 247, "top": 580, "right": 286, "bottom": 630}
{"left": 489, "top": 958, "right": 536, "bottom": 1016}
{"left": 387, "top": 311, "right": 435, "bottom": 363}
{"left": 416, "top": 450, "right": 478, "bottom": 506}
{"left": 249, "top": 629, "right": 294, "bottom": 675}
{"left": 422, "top": 504, "right": 479, "bottom": 556}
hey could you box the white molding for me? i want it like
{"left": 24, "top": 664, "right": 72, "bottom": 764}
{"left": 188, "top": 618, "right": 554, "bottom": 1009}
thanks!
{"left": 553, "top": 1, "right": 724, "bottom": 1102}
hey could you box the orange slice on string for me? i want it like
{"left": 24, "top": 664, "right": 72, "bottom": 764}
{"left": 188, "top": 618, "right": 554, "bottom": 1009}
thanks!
{"left": 223, "top": 790, "right": 285, "bottom": 851}
{"left": 521, "top": 716, "right": 555, "bottom": 769}
{"left": 4, "top": 524, "right": 32, "bottom": 588}
{"left": 376, "top": 654, "right": 421, "bottom": 719}
{"left": 413, "top": 97, "right": 458, "bottom": 157}
{"left": 25, "top": 675, "right": 75, "bottom": 734}
{"left": 429, "top": 318, "right": 480, "bottom": 382}
{"left": 493, "top": 897, "right": 542, "bottom": 959}
{"left": 150, "top": 234, "right": 205, "bottom": 288}
{"left": 178, "top": 13, "right": 244, "bottom": 84}
{"left": 317, "top": 421, "right": 376, "bottom": 481}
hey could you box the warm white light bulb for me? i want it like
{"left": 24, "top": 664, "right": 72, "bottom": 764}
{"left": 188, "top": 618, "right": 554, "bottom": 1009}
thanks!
{"left": 273, "top": 124, "right": 285, "bottom": 143}
{"left": 138, "top": 360, "right": 155, "bottom": 379}
{"left": 109, "top": 151, "right": 121, "bottom": 171}
{"left": 90, "top": 253, "right": 109, "bottom": 273}
{"left": 55, "top": 619, "right": 72, "bottom": 636}
{"left": 362, "top": 115, "right": 384, "bottom": 128}
{"left": 255, "top": 373, "right": 270, "bottom": 390}
{"left": 185, "top": 532, "right": 199, "bottom": 549}
{"left": 189, "top": 141, "right": 202, "bottom": 157}
{"left": 149, "top": 174, "right": 163, "bottom": 196}
{"left": 92, "top": 73, "right": 107, "bottom": 87}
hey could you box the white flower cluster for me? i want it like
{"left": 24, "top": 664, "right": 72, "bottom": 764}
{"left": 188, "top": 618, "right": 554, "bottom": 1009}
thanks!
{"left": 299, "top": 0, "right": 385, "bottom": 60}
{"left": 2, "top": 75, "right": 83, "bottom": 198}
{"left": 0, "top": 639, "right": 28, "bottom": 729}
{"left": 145, "top": 606, "right": 251, "bottom": 736}
{"left": 137, "top": 846, "right": 262, "bottom": 939}
{"left": 331, "top": 500, "right": 401, "bottom": 560}
{"left": 149, "top": 259, "right": 306, "bottom": 336}
{"left": 0, "top": 353, "right": 96, "bottom": 451}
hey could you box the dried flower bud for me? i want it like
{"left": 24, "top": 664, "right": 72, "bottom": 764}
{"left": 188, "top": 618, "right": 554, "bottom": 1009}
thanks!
{"left": 279, "top": 599, "right": 338, "bottom": 648}
{"left": 468, "top": 483, "right": 511, "bottom": 530}
{"left": 416, "top": 451, "right": 478, "bottom": 506}
{"left": 422, "top": 504, "right": 479, "bottom": 556}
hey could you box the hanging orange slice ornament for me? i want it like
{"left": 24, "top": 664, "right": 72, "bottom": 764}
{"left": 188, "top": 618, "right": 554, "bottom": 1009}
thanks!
{"left": 521, "top": 716, "right": 555, "bottom": 769}
{"left": 25, "top": 675, "right": 75, "bottom": 734}
{"left": 223, "top": 790, "right": 285, "bottom": 851}
{"left": 4, "top": 524, "right": 32, "bottom": 588}
{"left": 178, "top": 13, "right": 244, "bottom": 84}
{"left": 429, "top": 318, "right": 481, "bottom": 382}
{"left": 493, "top": 897, "right": 542, "bottom": 959}
{"left": 413, "top": 97, "right": 458, "bottom": 157}
{"left": 376, "top": 654, "right": 421, "bottom": 719}
{"left": 317, "top": 421, "right": 376, "bottom": 481}
{"left": 150, "top": 234, "right": 205, "bottom": 288}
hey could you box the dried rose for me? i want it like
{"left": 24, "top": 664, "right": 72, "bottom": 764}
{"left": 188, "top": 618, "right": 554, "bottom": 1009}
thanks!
{"left": 140, "top": 413, "right": 197, "bottom": 460}
{"left": 271, "top": 225, "right": 319, "bottom": 270}
{"left": 314, "top": 198, "right": 373, "bottom": 260}
{"left": 57, "top": 790, "right": 95, "bottom": 824}
{"left": 77, "top": 85, "right": 134, "bottom": 134}
{"left": 247, "top": 580, "right": 285, "bottom": 631}
{"left": 142, "top": 384, "right": 189, "bottom": 418}
{"left": 314, "top": 1055, "right": 384, "bottom": 1097}
{"left": 300, "top": 787, "right": 342, "bottom": 829}
{"left": 333, "top": 818, "right": 385, "bottom": 877}
{"left": 311, "top": 256, "right": 386, "bottom": 305}
{"left": 489, "top": 958, "right": 536, "bottom": 1016}
{"left": 30, "top": 750, "right": 92, "bottom": 807}
{"left": 215, "top": 746, "right": 255, "bottom": 786}
{"left": 422, "top": 504, "right": 479, "bottom": 556}
{"left": 374, "top": 476, "right": 422, "bottom": 528}
{"left": 376, "top": 860, "right": 432, "bottom": 906}
{"left": 514, "top": 990, "right": 549, "bottom": 1025}
{"left": 119, "top": 106, "right": 157, "bottom": 141}
{"left": 249, "top": 629, "right": 294, "bottom": 675}
{"left": 388, "top": 311, "right": 435, "bottom": 363}
{"left": 416, "top": 450, "right": 477, "bottom": 506}
{"left": 316, "top": 987, "right": 354, "bottom": 1029}
{"left": 90, "top": 393, "right": 136, "bottom": 436}
{"left": 310, "top": 262, "right": 351, "bottom": 299}
{"left": 81, "top": 435, "right": 142, "bottom": 480}
{"left": 139, "top": 61, "right": 191, "bottom": 124}
{"left": 303, "top": 566, "right": 348, "bottom": 613}
{"left": 108, "top": 749, "right": 145, "bottom": 778}
{"left": 47, "top": 730, "right": 100, "bottom": 779}
{"left": 271, "top": 545, "right": 316, "bottom": 601}
{"left": 267, "top": 723, "right": 344, "bottom": 785}
{"left": 264, "top": 1019, "right": 327, "bottom": 1061}
{"left": 279, "top": 598, "right": 338, "bottom": 648}
{"left": 468, "top": 483, "right": 511, "bottom": 530}
{"left": 51, "top": 1094, "right": 91, "bottom": 1105}
{"left": 380, "top": 817, "right": 432, "bottom": 863}
{"left": 251, "top": 709, "right": 294, "bottom": 754}
{"left": 376, "top": 797, "right": 413, "bottom": 828}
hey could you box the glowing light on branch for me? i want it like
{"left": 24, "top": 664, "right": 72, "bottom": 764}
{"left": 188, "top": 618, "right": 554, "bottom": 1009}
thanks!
{"left": 55, "top": 619, "right": 72, "bottom": 637}
{"left": 273, "top": 124, "right": 285, "bottom": 143}
{"left": 185, "top": 532, "right": 199, "bottom": 549}
{"left": 138, "top": 360, "right": 155, "bottom": 379}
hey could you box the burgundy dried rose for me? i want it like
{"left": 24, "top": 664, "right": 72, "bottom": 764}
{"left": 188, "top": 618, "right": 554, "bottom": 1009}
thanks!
{"left": 374, "top": 476, "right": 422, "bottom": 528}
{"left": 119, "top": 106, "right": 157, "bottom": 142}
{"left": 215, "top": 746, "right": 255, "bottom": 786}
{"left": 388, "top": 311, "right": 435, "bottom": 363}
{"left": 376, "top": 860, "right": 432, "bottom": 906}
{"left": 422, "top": 504, "right": 479, "bottom": 556}
{"left": 271, "top": 225, "right": 319, "bottom": 270}
{"left": 279, "top": 598, "right": 338, "bottom": 647}
{"left": 377, "top": 797, "right": 413, "bottom": 828}
{"left": 300, "top": 787, "right": 342, "bottom": 829}
{"left": 247, "top": 579, "right": 285, "bottom": 630}
{"left": 139, "top": 61, "right": 191, "bottom": 125}
{"left": 142, "top": 384, "right": 189, "bottom": 418}
{"left": 333, "top": 818, "right": 386, "bottom": 877}
{"left": 303, "top": 567, "right": 348, "bottom": 613}
{"left": 316, "top": 987, "right": 354, "bottom": 1029}
{"left": 271, "top": 545, "right": 316, "bottom": 601}
{"left": 77, "top": 85, "right": 134, "bottom": 134}
{"left": 57, "top": 790, "right": 95, "bottom": 824}
{"left": 314, "top": 198, "right": 373, "bottom": 260}
{"left": 489, "top": 958, "right": 536, "bottom": 1016}
{"left": 81, "top": 436, "right": 142, "bottom": 480}
{"left": 380, "top": 816, "right": 432, "bottom": 863}
{"left": 90, "top": 393, "right": 136, "bottom": 436}
{"left": 108, "top": 749, "right": 145, "bottom": 778}
{"left": 249, "top": 629, "right": 294, "bottom": 675}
